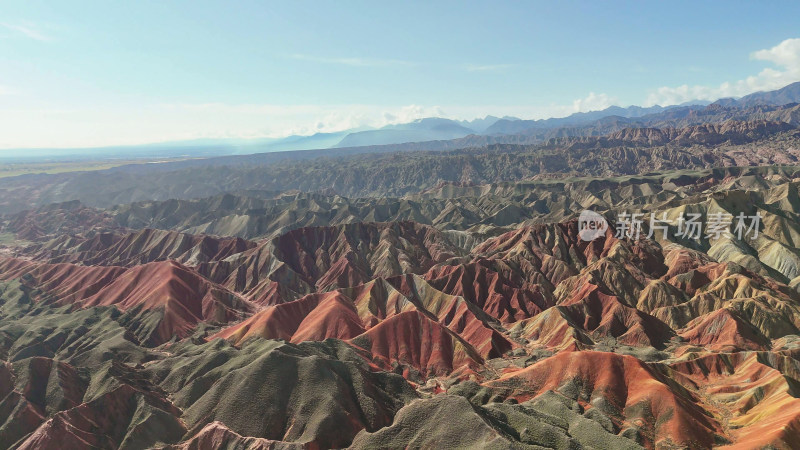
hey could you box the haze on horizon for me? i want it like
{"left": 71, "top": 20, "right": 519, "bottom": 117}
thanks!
{"left": 1, "top": 0, "right": 799, "bottom": 151}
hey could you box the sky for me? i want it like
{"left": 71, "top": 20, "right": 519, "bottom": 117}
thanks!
{"left": 1, "top": 0, "right": 800, "bottom": 150}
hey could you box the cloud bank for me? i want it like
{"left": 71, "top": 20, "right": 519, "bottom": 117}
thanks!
{"left": 645, "top": 38, "right": 800, "bottom": 106}
{"left": 572, "top": 92, "right": 617, "bottom": 113}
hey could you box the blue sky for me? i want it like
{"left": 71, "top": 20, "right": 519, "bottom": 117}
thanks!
{"left": 1, "top": 1, "right": 799, "bottom": 149}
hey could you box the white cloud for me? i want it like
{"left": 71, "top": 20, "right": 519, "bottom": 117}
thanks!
{"left": 379, "top": 105, "right": 446, "bottom": 126}
{"left": 0, "top": 103, "right": 454, "bottom": 148}
{"left": 289, "top": 53, "right": 414, "bottom": 67}
{"left": 572, "top": 92, "right": 617, "bottom": 113}
{"left": 265, "top": 104, "right": 446, "bottom": 137}
{"left": 1, "top": 21, "right": 52, "bottom": 41}
{"left": 753, "top": 38, "right": 800, "bottom": 68}
{"left": 0, "top": 99, "right": 617, "bottom": 149}
{"left": 159, "top": 103, "right": 445, "bottom": 138}
{"left": 645, "top": 38, "right": 800, "bottom": 106}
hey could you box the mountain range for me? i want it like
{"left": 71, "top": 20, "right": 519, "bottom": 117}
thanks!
{"left": 2, "top": 81, "right": 800, "bottom": 448}
{"left": 8, "top": 82, "right": 798, "bottom": 161}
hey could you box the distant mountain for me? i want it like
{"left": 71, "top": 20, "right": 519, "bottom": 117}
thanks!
{"left": 245, "top": 131, "right": 351, "bottom": 154}
{"left": 456, "top": 115, "right": 513, "bottom": 133}
{"left": 334, "top": 117, "right": 476, "bottom": 147}
{"left": 8, "top": 82, "right": 799, "bottom": 163}
{"left": 482, "top": 103, "right": 707, "bottom": 135}
{"left": 714, "top": 81, "right": 800, "bottom": 108}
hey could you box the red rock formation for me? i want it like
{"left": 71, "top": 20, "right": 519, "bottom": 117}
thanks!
{"left": 559, "top": 283, "right": 674, "bottom": 347}
{"left": 0, "top": 257, "right": 126, "bottom": 303}
{"left": 4, "top": 201, "right": 121, "bottom": 241}
{"left": 0, "top": 256, "right": 253, "bottom": 345}
{"left": 670, "top": 353, "right": 800, "bottom": 449}
{"left": 79, "top": 260, "right": 254, "bottom": 344}
{"left": 388, "top": 274, "right": 516, "bottom": 359}
{"left": 213, "top": 290, "right": 368, "bottom": 345}
{"left": 423, "top": 258, "right": 554, "bottom": 323}
{"left": 473, "top": 220, "right": 618, "bottom": 288}
{"left": 487, "top": 351, "right": 722, "bottom": 448}
{"left": 290, "top": 293, "right": 366, "bottom": 343}
{"left": 679, "top": 308, "right": 771, "bottom": 351}
{"left": 270, "top": 221, "right": 460, "bottom": 290}
{"left": 348, "top": 310, "right": 482, "bottom": 377}
{"left": 26, "top": 228, "right": 256, "bottom": 267}
{"left": 511, "top": 307, "right": 593, "bottom": 351}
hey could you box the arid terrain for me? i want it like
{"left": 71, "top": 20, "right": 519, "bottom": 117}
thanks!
{"left": 2, "top": 85, "right": 800, "bottom": 449}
